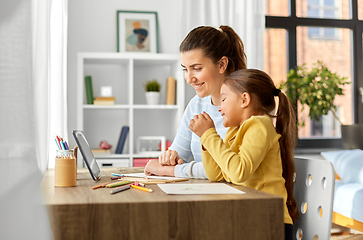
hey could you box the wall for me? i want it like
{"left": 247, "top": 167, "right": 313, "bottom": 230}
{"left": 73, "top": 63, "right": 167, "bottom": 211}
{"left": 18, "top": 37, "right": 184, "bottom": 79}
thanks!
{"left": 68, "top": 0, "right": 185, "bottom": 147}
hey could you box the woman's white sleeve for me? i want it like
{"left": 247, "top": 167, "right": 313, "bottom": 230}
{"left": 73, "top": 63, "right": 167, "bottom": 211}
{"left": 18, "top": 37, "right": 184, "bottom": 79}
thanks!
{"left": 174, "top": 161, "right": 207, "bottom": 179}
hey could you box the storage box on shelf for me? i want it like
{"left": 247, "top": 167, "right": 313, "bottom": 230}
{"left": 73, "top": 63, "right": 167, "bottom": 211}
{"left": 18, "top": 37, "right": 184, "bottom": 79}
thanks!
{"left": 77, "top": 52, "right": 184, "bottom": 167}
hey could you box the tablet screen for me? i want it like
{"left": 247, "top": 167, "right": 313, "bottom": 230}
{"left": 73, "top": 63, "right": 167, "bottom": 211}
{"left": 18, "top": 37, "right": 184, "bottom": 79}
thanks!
{"left": 72, "top": 130, "right": 101, "bottom": 181}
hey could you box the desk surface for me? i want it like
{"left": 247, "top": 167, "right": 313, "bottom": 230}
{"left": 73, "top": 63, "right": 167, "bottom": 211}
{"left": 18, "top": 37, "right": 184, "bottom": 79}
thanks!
{"left": 42, "top": 168, "right": 284, "bottom": 240}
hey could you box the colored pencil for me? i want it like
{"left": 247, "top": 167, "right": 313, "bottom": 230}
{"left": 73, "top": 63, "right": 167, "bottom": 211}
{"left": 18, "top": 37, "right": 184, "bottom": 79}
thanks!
{"left": 111, "top": 173, "right": 123, "bottom": 177}
{"left": 55, "top": 138, "right": 61, "bottom": 150}
{"left": 115, "top": 183, "right": 134, "bottom": 190}
{"left": 110, "top": 185, "right": 131, "bottom": 194}
{"left": 64, "top": 141, "right": 69, "bottom": 150}
{"left": 92, "top": 182, "right": 110, "bottom": 190}
{"left": 131, "top": 184, "right": 153, "bottom": 193}
{"left": 111, "top": 176, "right": 123, "bottom": 180}
{"left": 172, "top": 178, "right": 190, "bottom": 182}
{"left": 105, "top": 180, "right": 133, "bottom": 188}
{"left": 60, "top": 140, "right": 66, "bottom": 150}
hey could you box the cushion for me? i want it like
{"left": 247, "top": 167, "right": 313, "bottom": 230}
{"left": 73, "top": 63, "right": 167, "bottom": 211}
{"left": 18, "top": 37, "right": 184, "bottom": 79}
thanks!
{"left": 333, "top": 182, "right": 363, "bottom": 223}
{"left": 321, "top": 149, "right": 363, "bottom": 184}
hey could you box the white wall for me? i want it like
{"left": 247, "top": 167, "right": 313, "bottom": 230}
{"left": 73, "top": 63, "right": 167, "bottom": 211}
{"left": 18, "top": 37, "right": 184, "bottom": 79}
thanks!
{"left": 67, "top": 0, "right": 184, "bottom": 147}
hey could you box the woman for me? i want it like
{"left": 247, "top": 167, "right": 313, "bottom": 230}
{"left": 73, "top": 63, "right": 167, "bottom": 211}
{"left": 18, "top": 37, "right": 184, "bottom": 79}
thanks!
{"left": 144, "top": 25, "right": 247, "bottom": 178}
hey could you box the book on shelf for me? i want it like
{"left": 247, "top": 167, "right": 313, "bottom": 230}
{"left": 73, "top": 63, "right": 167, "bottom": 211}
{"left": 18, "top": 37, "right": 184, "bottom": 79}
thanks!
{"left": 91, "top": 149, "right": 111, "bottom": 153}
{"left": 115, "top": 126, "right": 129, "bottom": 154}
{"left": 85, "top": 76, "right": 94, "bottom": 104}
{"left": 166, "top": 77, "right": 176, "bottom": 105}
{"left": 93, "top": 96, "right": 116, "bottom": 105}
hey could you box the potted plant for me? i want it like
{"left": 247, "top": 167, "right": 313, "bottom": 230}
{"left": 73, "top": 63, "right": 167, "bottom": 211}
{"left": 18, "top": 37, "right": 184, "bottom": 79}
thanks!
{"left": 279, "top": 61, "right": 356, "bottom": 147}
{"left": 144, "top": 79, "right": 161, "bottom": 105}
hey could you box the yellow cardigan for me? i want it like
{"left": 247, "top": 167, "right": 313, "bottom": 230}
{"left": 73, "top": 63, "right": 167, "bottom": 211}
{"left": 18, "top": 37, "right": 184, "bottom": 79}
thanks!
{"left": 200, "top": 115, "right": 293, "bottom": 224}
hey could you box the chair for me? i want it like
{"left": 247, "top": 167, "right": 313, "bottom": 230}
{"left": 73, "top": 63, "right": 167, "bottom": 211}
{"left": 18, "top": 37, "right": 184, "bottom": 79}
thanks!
{"left": 293, "top": 158, "right": 335, "bottom": 240}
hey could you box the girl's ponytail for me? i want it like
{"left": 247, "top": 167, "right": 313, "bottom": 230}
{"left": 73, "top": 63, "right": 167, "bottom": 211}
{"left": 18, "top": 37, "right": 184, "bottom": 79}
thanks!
{"left": 275, "top": 91, "right": 299, "bottom": 222}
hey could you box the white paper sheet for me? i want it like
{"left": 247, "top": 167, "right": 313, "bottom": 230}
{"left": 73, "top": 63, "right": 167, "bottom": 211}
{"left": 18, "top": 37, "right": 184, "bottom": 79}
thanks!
{"left": 157, "top": 183, "right": 245, "bottom": 195}
{"left": 122, "top": 172, "right": 186, "bottom": 180}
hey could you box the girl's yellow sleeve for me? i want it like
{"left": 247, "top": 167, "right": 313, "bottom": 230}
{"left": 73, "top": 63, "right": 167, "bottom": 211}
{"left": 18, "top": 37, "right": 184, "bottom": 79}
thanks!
{"left": 200, "top": 128, "right": 225, "bottom": 181}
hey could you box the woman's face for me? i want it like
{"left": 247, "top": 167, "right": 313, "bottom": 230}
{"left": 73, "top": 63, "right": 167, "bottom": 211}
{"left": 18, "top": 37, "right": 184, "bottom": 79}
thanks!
{"left": 181, "top": 49, "right": 225, "bottom": 100}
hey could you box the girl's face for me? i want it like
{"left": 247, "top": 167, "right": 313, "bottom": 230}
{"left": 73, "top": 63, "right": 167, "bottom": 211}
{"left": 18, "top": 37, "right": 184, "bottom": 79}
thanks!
{"left": 218, "top": 84, "right": 245, "bottom": 127}
{"left": 181, "top": 49, "right": 226, "bottom": 103}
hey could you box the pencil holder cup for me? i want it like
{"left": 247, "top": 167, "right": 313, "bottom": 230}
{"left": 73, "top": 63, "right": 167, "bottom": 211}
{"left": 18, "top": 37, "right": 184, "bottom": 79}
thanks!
{"left": 55, "top": 146, "right": 78, "bottom": 187}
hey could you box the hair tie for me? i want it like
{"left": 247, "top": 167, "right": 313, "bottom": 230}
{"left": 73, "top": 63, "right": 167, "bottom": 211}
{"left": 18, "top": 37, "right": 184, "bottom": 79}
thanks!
{"left": 272, "top": 88, "right": 281, "bottom": 96}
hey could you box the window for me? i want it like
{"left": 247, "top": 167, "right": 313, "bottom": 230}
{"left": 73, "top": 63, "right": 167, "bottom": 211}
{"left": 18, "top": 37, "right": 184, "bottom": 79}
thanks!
{"left": 359, "top": 0, "right": 363, "bottom": 20}
{"left": 265, "top": 0, "right": 289, "bottom": 17}
{"left": 265, "top": 0, "right": 363, "bottom": 150}
{"left": 297, "top": 0, "right": 350, "bottom": 19}
{"left": 308, "top": 0, "right": 339, "bottom": 39}
{"left": 296, "top": 26, "right": 352, "bottom": 138}
{"left": 307, "top": 0, "right": 339, "bottom": 19}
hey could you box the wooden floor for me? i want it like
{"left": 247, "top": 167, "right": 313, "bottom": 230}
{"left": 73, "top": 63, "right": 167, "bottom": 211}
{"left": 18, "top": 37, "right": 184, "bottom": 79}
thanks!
{"left": 331, "top": 224, "right": 363, "bottom": 239}
{"left": 331, "top": 235, "right": 363, "bottom": 240}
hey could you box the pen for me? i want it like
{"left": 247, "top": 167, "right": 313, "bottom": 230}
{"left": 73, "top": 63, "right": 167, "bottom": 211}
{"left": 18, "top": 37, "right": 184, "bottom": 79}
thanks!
{"left": 110, "top": 185, "right": 131, "bottom": 194}
{"left": 105, "top": 180, "right": 133, "bottom": 188}
{"left": 92, "top": 182, "right": 110, "bottom": 190}
{"left": 131, "top": 184, "right": 153, "bottom": 193}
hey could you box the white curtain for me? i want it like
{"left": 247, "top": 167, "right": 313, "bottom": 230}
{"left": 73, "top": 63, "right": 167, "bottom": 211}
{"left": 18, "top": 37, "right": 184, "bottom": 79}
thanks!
{"left": 49, "top": 0, "right": 69, "bottom": 169}
{"left": 177, "top": 0, "right": 265, "bottom": 69}
{"left": 0, "top": 0, "right": 68, "bottom": 238}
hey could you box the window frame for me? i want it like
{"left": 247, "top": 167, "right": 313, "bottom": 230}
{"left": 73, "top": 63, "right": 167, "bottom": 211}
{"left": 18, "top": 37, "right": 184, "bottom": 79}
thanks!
{"left": 265, "top": 0, "right": 363, "bottom": 151}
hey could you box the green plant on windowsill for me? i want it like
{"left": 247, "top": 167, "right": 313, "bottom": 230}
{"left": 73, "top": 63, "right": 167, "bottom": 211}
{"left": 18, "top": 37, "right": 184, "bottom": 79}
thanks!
{"left": 279, "top": 61, "right": 350, "bottom": 128}
{"left": 144, "top": 79, "right": 161, "bottom": 92}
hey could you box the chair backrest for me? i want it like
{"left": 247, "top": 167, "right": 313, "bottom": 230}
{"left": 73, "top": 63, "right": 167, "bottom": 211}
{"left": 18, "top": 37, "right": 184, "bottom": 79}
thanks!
{"left": 293, "top": 158, "right": 335, "bottom": 240}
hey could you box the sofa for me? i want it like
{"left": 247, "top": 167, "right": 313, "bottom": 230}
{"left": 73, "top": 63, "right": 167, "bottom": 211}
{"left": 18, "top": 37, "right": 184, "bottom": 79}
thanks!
{"left": 321, "top": 149, "right": 363, "bottom": 232}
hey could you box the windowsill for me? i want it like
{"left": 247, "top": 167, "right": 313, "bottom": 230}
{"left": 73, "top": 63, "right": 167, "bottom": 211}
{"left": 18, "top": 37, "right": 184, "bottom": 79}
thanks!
{"left": 294, "top": 148, "right": 343, "bottom": 155}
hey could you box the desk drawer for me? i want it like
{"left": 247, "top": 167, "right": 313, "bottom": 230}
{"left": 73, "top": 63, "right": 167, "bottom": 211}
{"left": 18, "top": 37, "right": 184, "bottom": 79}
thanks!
{"left": 95, "top": 159, "right": 129, "bottom": 168}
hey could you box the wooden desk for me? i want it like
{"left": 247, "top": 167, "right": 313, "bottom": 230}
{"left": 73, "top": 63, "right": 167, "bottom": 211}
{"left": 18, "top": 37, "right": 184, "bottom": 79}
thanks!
{"left": 41, "top": 168, "right": 284, "bottom": 240}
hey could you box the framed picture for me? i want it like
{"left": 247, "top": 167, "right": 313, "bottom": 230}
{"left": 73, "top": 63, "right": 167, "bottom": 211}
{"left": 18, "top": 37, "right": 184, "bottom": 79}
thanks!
{"left": 117, "top": 10, "right": 158, "bottom": 53}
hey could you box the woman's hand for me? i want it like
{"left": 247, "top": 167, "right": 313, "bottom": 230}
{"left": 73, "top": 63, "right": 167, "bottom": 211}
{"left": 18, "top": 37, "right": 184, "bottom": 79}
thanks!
{"left": 189, "top": 111, "right": 215, "bottom": 137}
{"left": 158, "top": 149, "right": 183, "bottom": 166}
{"left": 144, "top": 159, "right": 175, "bottom": 176}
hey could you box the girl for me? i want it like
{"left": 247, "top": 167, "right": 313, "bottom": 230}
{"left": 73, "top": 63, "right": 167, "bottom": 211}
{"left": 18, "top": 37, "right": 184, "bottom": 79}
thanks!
{"left": 189, "top": 69, "right": 298, "bottom": 240}
{"left": 144, "top": 25, "right": 247, "bottom": 178}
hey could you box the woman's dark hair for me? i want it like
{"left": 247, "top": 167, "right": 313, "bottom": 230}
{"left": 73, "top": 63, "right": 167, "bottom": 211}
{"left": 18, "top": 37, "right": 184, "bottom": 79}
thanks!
{"left": 179, "top": 25, "right": 247, "bottom": 74}
{"left": 224, "top": 69, "right": 299, "bottom": 222}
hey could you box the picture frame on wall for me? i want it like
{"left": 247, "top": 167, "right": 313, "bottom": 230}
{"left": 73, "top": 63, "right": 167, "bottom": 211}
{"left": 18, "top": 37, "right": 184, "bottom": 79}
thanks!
{"left": 117, "top": 10, "right": 158, "bottom": 53}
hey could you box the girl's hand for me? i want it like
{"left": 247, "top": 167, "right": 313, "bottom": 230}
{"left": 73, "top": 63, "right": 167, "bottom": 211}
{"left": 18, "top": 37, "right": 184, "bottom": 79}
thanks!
{"left": 189, "top": 111, "right": 215, "bottom": 137}
{"left": 159, "top": 149, "right": 183, "bottom": 166}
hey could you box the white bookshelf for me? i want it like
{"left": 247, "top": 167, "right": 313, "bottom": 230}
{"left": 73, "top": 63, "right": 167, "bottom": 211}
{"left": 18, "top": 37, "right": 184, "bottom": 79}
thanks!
{"left": 77, "top": 52, "right": 185, "bottom": 167}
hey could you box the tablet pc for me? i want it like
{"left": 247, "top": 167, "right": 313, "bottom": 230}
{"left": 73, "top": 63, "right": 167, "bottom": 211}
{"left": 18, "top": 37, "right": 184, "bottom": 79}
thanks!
{"left": 72, "top": 130, "right": 101, "bottom": 181}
